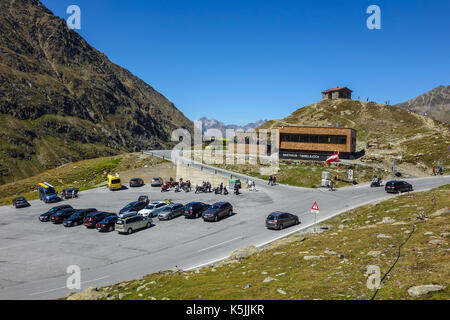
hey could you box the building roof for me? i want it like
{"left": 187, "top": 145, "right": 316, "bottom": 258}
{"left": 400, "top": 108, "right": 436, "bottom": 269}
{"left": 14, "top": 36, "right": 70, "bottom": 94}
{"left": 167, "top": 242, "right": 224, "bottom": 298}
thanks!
{"left": 321, "top": 87, "right": 352, "bottom": 94}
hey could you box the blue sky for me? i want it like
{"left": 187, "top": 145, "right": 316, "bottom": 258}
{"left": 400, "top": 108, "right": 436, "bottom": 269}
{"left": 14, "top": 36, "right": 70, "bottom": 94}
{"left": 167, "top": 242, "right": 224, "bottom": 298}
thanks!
{"left": 41, "top": 0, "right": 450, "bottom": 124}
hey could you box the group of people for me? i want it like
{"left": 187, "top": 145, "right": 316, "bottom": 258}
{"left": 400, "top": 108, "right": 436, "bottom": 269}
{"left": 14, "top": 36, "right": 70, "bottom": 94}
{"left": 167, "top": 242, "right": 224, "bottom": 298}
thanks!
{"left": 268, "top": 176, "right": 277, "bottom": 186}
{"left": 213, "top": 182, "right": 229, "bottom": 195}
{"left": 432, "top": 165, "right": 443, "bottom": 176}
{"left": 248, "top": 180, "right": 256, "bottom": 191}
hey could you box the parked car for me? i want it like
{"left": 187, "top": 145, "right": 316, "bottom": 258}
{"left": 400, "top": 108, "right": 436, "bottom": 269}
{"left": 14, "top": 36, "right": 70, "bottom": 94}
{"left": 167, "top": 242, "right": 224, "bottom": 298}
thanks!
{"left": 202, "top": 202, "right": 233, "bottom": 222}
{"left": 61, "top": 188, "right": 79, "bottom": 199}
{"left": 63, "top": 208, "right": 97, "bottom": 227}
{"left": 183, "top": 202, "right": 210, "bottom": 219}
{"left": 129, "top": 178, "right": 144, "bottom": 188}
{"left": 138, "top": 201, "right": 168, "bottom": 218}
{"left": 157, "top": 203, "right": 184, "bottom": 220}
{"left": 265, "top": 212, "right": 299, "bottom": 230}
{"left": 84, "top": 212, "right": 117, "bottom": 228}
{"left": 119, "top": 201, "right": 147, "bottom": 217}
{"left": 39, "top": 205, "right": 72, "bottom": 222}
{"left": 385, "top": 180, "right": 413, "bottom": 194}
{"left": 38, "top": 182, "right": 61, "bottom": 203}
{"left": 96, "top": 215, "right": 119, "bottom": 232}
{"left": 138, "top": 195, "right": 150, "bottom": 206}
{"left": 107, "top": 173, "right": 122, "bottom": 191}
{"left": 13, "top": 197, "right": 30, "bottom": 208}
{"left": 151, "top": 177, "right": 163, "bottom": 187}
{"left": 51, "top": 208, "right": 77, "bottom": 224}
{"left": 116, "top": 215, "right": 152, "bottom": 234}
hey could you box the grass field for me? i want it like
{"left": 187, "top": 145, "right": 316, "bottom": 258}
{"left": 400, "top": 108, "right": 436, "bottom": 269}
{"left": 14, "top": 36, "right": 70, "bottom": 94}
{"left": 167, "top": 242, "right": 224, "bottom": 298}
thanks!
{"left": 66, "top": 185, "right": 450, "bottom": 300}
{"left": 0, "top": 153, "right": 166, "bottom": 206}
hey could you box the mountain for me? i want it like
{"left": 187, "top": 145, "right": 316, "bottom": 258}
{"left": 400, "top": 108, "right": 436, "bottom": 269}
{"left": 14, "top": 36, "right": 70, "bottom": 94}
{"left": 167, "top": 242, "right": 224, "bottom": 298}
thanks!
{"left": 0, "top": 0, "right": 192, "bottom": 184}
{"left": 259, "top": 99, "right": 449, "bottom": 175}
{"left": 198, "top": 117, "right": 267, "bottom": 136}
{"left": 395, "top": 85, "right": 450, "bottom": 124}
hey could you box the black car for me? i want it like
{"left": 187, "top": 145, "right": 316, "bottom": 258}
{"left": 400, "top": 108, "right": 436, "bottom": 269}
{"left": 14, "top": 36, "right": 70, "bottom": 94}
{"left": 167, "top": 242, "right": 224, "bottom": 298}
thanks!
{"left": 96, "top": 215, "right": 119, "bottom": 232}
{"left": 184, "top": 202, "right": 210, "bottom": 219}
{"left": 84, "top": 212, "right": 117, "bottom": 228}
{"left": 385, "top": 180, "right": 413, "bottom": 194}
{"left": 63, "top": 208, "right": 97, "bottom": 227}
{"left": 13, "top": 197, "right": 30, "bottom": 208}
{"left": 202, "top": 202, "right": 233, "bottom": 222}
{"left": 51, "top": 208, "right": 77, "bottom": 224}
{"left": 266, "top": 212, "right": 299, "bottom": 230}
{"left": 39, "top": 205, "right": 73, "bottom": 222}
{"left": 119, "top": 201, "right": 147, "bottom": 215}
{"left": 61, "top": 188, "right": 79, "bottom": 199}
{"left": 129, "top": 178, "right": 145, "bottom": 188}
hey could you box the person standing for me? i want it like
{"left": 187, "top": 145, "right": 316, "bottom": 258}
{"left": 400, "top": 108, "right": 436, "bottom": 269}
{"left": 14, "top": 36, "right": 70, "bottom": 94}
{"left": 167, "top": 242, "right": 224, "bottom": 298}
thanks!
{"left": 329, "top": 180, "right": 334, "bottom": 191}
{"left": 273, "top": 176, "right": 277, "bottom": 185}
{"left": 268, "top": 176, "right": 273, "bottom": 186}
{"left": 432, "top": 166, "right": 436, "bottom": 176}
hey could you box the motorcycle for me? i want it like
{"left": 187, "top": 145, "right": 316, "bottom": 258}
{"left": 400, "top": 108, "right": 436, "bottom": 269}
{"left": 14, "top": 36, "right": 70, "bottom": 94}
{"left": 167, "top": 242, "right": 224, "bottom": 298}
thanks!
{"left": 161, "top": 183, "right": 171, "bottom": 192}
{"left": 370, "top": 178, "right": 382, "bottom": 188}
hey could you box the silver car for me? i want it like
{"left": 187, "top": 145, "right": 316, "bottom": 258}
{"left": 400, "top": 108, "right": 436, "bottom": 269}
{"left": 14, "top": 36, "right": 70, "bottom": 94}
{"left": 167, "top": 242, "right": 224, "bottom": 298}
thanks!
{"left": 157, "top": 203, "right": 184, "bottom": 220}
{"left": 138, "top": 201, "right": 168, "bottom": 218}
{"left": 151, "top": 177, "right": 163, "bottom": 187}
{"left": 116, "top": 215, "right": 152, "bottom": 234}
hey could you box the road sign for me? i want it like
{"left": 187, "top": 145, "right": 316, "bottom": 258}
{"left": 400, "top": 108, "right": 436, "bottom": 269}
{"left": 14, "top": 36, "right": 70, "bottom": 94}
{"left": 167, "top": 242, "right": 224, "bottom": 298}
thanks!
{"left": 348, "top": 169, "right": 354, "bottom": 181}
{"left": 311, "top": 201, "right": 319, "bottom": 213}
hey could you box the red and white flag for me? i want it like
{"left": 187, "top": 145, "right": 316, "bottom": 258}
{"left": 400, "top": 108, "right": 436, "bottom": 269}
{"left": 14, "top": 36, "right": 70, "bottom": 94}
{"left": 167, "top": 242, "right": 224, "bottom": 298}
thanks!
{"left": 326, "top": 152, "right": 339, "bottom": 163}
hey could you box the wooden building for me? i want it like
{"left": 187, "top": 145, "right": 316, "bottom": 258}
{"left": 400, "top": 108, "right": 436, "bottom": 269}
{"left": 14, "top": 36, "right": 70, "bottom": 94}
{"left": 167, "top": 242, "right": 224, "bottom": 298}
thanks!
{"left": 278, "top": 126, "right": 357, "bottom": 161}
{"left": 322, "top": 87, "right": 352, "bottom": 100}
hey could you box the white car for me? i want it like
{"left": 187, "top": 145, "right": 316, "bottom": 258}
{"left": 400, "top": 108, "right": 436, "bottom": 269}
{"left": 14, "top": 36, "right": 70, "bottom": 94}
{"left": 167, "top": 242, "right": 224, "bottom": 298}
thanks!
{"left": 138, "top": 201, "right": 168, "bottom": 218}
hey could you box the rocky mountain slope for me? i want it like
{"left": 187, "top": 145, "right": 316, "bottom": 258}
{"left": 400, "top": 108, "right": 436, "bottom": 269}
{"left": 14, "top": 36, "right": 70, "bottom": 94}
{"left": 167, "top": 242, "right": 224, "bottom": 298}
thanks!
{"left": 396, "top": 85, "right": 450, "bottom": 124}
{"left": 260, "top": 99, "right": 449, "bottom": 175}
{"left": 199, "top": 117, "right": 266, "bottom": 136}
{"left": 0, "top": 0, "right": 192, "bottom": 184}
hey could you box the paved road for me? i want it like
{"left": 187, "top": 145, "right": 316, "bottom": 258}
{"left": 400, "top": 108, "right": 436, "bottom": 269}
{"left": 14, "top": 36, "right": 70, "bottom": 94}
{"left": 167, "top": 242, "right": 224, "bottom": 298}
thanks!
{"left": 0, "top": 151, "right": 448, "bottom": 300}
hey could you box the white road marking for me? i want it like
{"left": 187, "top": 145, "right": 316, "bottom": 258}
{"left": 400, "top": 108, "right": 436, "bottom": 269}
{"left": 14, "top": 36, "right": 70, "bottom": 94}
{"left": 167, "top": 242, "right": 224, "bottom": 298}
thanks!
{"left": 198, "top": 236, "right": 243, "bottom": 253}
{"left": 29, "top": 275, "right": 110, "bottom": 296}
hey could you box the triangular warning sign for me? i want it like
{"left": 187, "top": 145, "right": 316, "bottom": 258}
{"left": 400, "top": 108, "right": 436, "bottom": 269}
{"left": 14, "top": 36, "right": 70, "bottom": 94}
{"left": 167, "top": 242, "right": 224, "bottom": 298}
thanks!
{"left": 311, "top": 202, "right": 319, "bottom": 211}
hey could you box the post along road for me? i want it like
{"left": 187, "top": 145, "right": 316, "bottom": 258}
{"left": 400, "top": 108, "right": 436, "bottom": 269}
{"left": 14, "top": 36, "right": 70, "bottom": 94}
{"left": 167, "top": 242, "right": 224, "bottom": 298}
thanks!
{"left": 0, "top": 150, "right": 448, "bottom": 299}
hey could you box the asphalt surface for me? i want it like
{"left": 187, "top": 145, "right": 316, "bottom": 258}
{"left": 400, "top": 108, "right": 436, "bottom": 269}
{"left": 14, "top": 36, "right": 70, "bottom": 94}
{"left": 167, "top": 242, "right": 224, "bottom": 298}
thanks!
{"left": 0, "top": 151, "right": 448, "bottom": 300}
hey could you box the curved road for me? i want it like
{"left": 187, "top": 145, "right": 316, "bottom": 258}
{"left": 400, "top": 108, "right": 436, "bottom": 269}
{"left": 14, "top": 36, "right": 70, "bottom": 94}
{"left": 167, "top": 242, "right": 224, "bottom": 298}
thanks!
{"left": 0, "top": 151, "right": 448, "bottom": 300}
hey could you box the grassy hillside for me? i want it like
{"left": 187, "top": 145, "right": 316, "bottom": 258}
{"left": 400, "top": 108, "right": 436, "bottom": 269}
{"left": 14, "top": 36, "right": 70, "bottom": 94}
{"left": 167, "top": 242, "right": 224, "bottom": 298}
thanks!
{"left": 0, "top": 153, "right": 166, "bottom": 206}
{"left": 0, "top": 0, "right": 192, "bottom": 184}
{"left": 260, "top": 99, "right": 450, "bottom": 175}
{"left": 65, "top": 185, "right": 450, "bottom": 300}
{"left": 213, "top": 161, "right": 388, "bottom": 188}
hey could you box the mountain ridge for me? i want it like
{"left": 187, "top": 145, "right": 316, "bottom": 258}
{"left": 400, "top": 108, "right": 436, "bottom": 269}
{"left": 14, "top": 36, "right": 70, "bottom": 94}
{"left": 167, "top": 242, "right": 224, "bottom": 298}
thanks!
{"left": 395, "top": 85, "right": 450, "bottom": 123}
{"left": 199, "top": 116, "right": 267, "bottom": 135}
{"left": 0, "top": 0, "right": 192, "bottom": 184}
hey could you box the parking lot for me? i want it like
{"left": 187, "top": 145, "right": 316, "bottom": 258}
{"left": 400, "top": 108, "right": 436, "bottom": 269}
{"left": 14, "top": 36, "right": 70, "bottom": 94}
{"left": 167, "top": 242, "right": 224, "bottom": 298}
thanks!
{"left": 0, "top": 171, "right": 449, "bottom": 299}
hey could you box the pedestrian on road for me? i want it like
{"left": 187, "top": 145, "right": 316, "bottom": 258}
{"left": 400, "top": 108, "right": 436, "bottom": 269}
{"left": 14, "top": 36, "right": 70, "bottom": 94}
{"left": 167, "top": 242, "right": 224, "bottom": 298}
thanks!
{"left": 252, "top": 181, "right": 256, "bottom": 191}
{"left": 268, "top": 176, "right": 273, "bottom": 186}
{"left": 438, "top": 165, "right": 442, "bottom": 175}
{"left": 329, "top": 180, "right": 334, "bottom": 191}
{"left": 273, "top": 176, "right": 277, "bottom": 185}
{"left": 432, "top": 167, "right": 436, "bottom": 176}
